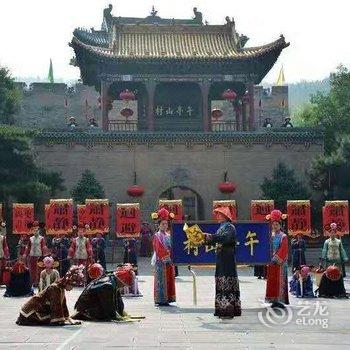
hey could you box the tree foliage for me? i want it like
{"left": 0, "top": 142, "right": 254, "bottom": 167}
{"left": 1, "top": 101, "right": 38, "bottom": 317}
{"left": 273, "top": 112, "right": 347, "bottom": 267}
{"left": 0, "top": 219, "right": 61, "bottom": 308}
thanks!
{"left": 309, "top": 136, "right": 350, "bottom": 200}
{"left": 260, "top": 162, "right": 309, "bottom": 210}
{"left": 71, "top": 170, "right": 105, "bottom": 204}
{"left": 0, "top": 125, "right": 65, "bottom": 204}
{"left": 297, "top": 65, "right": 350, "bottom": 153}
{"left": 0, "top": 67, "right": 21, "bottom": 124}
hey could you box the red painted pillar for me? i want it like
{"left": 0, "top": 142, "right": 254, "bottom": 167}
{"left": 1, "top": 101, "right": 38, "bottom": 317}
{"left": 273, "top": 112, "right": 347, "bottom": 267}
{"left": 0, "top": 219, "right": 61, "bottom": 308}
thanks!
{"left": 101, "top": 81, "right": 109, "bottom": 131}
{"left": 248, "top": 83, "right": 255, "bottom": 131}
{"left": 199, "top": 82, "right": 210, "bottom": 132}
{"left": 146, "top": 81, "right": 156, "bottom": 131}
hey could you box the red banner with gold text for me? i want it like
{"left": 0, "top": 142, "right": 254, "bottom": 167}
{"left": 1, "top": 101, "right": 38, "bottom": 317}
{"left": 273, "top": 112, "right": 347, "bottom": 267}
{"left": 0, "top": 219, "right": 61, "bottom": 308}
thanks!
{"left": 84, "top": 199, "right": 110, "bottom": 234}
{"left": 250, "top": 200, "right": 274, "bottom": 222}
{"left": 116, "top": 203, "right": 141, "bottom": 238}
{"left": 213, "top": 200, "right": 237, "bottom": 221}
{"left": 13, "top": 203, "right": 34, "bottom": 234}
{"left": 287, "top": 200, "right": 312, "bottom": 236}
{"left": 158, "top": 200, "right": 183, "bottom": 221}
{"left": 46, "top": 199, "right": 73, "bottom": 235}
{"left": 323, "top": 200, "right": 349, "bottom": 236}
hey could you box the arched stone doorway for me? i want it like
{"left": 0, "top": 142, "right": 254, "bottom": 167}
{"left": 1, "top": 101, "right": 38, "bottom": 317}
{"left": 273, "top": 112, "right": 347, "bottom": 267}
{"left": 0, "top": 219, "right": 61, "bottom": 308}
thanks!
{"left": 159, "top": 186, "right": 204, "bottom": 220}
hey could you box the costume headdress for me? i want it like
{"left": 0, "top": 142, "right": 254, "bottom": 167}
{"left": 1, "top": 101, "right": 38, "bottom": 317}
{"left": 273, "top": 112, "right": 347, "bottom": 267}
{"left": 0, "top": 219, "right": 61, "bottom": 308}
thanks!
{"left": 115, "top": 264, "right": 134, "bottom": 286}
{"left": 213, "top": 207, "right": 233, "bottom": 222}
{"left": 151, "top": 208, "right": 175, "bottom": 221}
{"left": 60, "top": 265, "right": 85, "bottom": 286}
{"left": 38, "top": 256, "right": 59, "bottom": 269}
{"left": 266, "top": 209, "right": 287, "bottom": 223}
{"left": 88, "top": 263, "right": 104, "bottom": 280}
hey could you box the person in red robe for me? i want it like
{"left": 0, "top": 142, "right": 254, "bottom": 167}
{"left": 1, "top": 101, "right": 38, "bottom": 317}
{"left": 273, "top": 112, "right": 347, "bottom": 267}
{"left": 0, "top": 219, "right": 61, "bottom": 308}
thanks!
{"left": 23, "top": 222, "right": 48, "bottom": 287}
{"left": 265, "top": 210, "right": 289, "bottom": 308}
{"left": 0, "top": 221, "right": 10, "bottom": 285}
{"left": 151, "top": 208, "right": 176, "bottom": 306}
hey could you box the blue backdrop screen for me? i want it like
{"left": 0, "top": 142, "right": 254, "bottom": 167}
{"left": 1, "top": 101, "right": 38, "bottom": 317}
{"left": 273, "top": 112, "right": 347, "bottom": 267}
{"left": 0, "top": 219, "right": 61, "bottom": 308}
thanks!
{"left": 171, "top": 222, "right": 271, "bottom": 265}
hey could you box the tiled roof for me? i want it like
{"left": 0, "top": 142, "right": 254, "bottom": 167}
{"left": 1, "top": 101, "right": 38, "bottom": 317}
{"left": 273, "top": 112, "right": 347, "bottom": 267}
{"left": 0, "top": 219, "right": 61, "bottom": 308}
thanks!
{"left": 72, "top": 25, "right": 289, "bottom": 61}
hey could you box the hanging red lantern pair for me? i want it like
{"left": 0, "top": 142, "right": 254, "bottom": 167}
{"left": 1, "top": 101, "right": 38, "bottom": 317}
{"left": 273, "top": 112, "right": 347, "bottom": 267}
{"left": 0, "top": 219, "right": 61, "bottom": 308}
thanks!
{"left": 119, "top": 89, "right": 135, "bottom": 101}
{"left": 222, "top": 89, "right": 237, "bottom": 101}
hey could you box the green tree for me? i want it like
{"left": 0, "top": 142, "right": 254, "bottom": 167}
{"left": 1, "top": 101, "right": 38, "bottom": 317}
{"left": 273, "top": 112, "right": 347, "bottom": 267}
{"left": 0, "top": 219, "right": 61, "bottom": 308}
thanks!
{"left": 0, "top": 125, "right": 65, "bottom": 203}
{"left": 260, "top": 162, "right": 309, "bottom": 210}
{"left": 309, "top": 136, "right": 350, "bottom": 200}
{"left": 297, "top": 65, "right": 350, "bottom": 154}
{"left": 71, "top": 170, "right": 105, "bottom": 204}
{"left": 0, "top": 67, "right": 21, "bottom": 124}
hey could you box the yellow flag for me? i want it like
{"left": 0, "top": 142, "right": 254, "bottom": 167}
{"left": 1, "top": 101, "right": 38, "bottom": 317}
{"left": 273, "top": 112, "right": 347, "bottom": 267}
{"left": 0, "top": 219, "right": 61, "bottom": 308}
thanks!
{"left": 276, "top": 66, "right": 285, "bottom": 86}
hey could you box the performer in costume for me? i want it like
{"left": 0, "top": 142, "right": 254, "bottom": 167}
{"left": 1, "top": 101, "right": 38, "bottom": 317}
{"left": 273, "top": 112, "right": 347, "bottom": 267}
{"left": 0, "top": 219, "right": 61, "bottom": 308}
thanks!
{"left": 265, "top": 210, "right": 289, "bottom": 308}
{"left": 92, "top": 233, "right": 107, "bottom": 270}
{"left": 321, "top": 223, "right": 348, "bottom": 271}
{"left": 68, "top": 226, "right": 93, "bottom": 267}
{"left": 16, "top": 265, "right": 84, "bottom": 326}
{"left": 289, "top": 265, "right": 315, "bottom": 298}
{"left": 0, "top": 222, "right": 10, "bottom": 285}
{"left": 291, "top": 233, "right": 306, "bottom": 271}
{"left": 121, "top": 263, "right": 142, "bottom": 297}
{"left": 38, "top": 256, "right": 60, "bottom": 292}
{"left": 317, "top": 265, "right": 347, "bottom": 298}
{"left": 23, "top": 222, "right": 48, "bottom": 287}
{"left": 203, "top": 207, "right": 241, "bottom": 319}
{"left": 51, "top": 234, "right": 71, "bottom": 277}
{"left": 151, "top": 208, "right": 176, "bottom": 306}
{"left": 123, "top": 238, "right": 138, "bottom": 273}
{"left": 72, "top": 264, "right": 135, "bottom": 321}
{"left": 4, "top": 259, "right": 34, "bottom": 297}
{"left": 140, "top": 222, "right": 153, "bottom": 257}
{"left": 17, "top": 234, "right": 30, "bottom": 259}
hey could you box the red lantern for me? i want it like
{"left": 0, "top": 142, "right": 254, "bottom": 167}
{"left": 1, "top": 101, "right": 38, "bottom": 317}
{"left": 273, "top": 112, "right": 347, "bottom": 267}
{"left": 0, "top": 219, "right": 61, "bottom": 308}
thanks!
{"left": 127, "top": 185, "right": 145, "bottom": 197}
{"left": 222, "top": 89, "right": 237, "bottom": 101}
{"left": 218, "top": 182, "right": 236, "bottom": 194}
{"left": 119, "top": 89, "right": 135, "bottom": 101}
{"left": 120, "top": 108, "right": 134, "bottom": 118}
{"left": 211, "top": 109, "right": 223, "bottom": 121}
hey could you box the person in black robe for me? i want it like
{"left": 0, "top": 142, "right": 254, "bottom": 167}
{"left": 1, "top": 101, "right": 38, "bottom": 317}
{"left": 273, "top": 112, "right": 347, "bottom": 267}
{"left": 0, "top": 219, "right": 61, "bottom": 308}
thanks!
{"left": 92, "top": 234, "right": 107, "bottom": 270}
{"left": 123, "top": 239, "right": 138, "bottom": 273}
{"left": 254, "top": 265, "right": 267, "bottom": 279}
{"left": 291, "top": 234, "right": 306, "bottom": 271}
{"left": 4, "top": 260, "right": 34, "bottom": 297}
{"left": 72, "top": 265, "right": 133, "bottom": 321}
{"left": 203, "top": 207, "right": 241, "bottom": 319}
{"left": 317, "top": 266, "right": 348, "bottom": 298}
{"left": 51, "top": 235, "right": 71, "bottom": 277}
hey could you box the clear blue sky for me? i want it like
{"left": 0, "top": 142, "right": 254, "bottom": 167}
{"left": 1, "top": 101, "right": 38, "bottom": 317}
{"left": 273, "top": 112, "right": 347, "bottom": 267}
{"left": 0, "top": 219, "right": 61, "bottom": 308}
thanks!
{"left": 0, "top": 0, "right": 349, "bottom": 83}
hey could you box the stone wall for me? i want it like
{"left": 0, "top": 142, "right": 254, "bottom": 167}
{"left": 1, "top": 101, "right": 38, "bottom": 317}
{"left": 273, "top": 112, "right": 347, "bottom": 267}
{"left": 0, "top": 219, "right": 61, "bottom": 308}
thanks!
{"left": 14, "top": 82, "right": 289, "bottom": 130}
{"left": 34, "top": 134, "right": 322, "bottom": 221}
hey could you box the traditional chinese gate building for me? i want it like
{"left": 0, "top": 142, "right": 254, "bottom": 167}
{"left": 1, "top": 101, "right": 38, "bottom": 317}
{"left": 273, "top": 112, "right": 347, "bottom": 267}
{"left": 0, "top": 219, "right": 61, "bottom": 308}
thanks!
{"left": 70, "top": 6, "right": 289, "bottom": 132}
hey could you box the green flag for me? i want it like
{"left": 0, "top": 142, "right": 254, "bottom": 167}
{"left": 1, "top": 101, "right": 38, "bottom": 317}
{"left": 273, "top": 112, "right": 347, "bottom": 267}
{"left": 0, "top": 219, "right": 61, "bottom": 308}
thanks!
{"left": 48, "top": 59, "right": 54, "bottom": 83}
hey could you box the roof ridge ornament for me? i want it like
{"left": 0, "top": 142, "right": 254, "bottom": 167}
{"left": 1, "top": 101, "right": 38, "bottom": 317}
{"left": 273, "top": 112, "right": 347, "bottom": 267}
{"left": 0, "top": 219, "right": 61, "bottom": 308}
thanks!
{"left": 150, "top": 6, "right": 158, "bottom": 17}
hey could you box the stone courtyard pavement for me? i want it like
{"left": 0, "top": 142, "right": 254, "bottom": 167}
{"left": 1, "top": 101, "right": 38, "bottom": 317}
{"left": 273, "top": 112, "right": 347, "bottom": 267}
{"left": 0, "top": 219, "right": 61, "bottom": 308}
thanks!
{"left": 0, "top": 258, "right": 349, "bottom": 350}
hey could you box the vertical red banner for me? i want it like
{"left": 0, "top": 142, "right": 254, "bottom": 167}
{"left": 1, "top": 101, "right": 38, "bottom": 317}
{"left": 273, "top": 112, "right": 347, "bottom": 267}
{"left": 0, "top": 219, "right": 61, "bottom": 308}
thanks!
{"left": 159, "top": 200, "right": 183, "bottom": 221}
{"left": 46, "top": 199, "right": 73, "bottom": 235}
{"left": 85, "top": 199, "right": 110, "bottom": 234}
{"left": 13, "top": 203, "right": 34, "bottom": 234}
{"left": 116, "top": 203, "right": 141, "bottom": 238}
{"left": 323, "top": 200, "right": 349, "bottom": 236}
{"left": 250, "top": 200, "right": 274, "bottom": 222}
{"left": 213, "top": 200, "right": 237, "bottom": 221}
{"left": 287, "top": 200, "right": 312, "bottom": 236}
{"left": 77, "top": 204, "right": 88, "bottom": 234}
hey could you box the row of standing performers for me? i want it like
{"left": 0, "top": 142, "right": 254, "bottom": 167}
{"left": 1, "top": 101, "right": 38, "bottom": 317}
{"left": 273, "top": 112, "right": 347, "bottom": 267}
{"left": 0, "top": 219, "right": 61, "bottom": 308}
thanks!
{"left": 0, "top": 220, "right": 155, "bottom": 289}
{"left": 152, "top": 208, "right": 349, "bottom": 320}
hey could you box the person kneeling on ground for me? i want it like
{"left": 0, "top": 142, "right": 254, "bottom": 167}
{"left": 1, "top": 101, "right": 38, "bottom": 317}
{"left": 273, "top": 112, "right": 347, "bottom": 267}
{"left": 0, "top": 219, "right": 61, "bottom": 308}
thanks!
{"left": 4, "top": 259, "right": 34, "bottom": 298}
{"left": 72, "top": 264, "right": 138, "bottom": 321}
{"left": 16, "top": 265, "right": 84, "bottom": 326}
{"left": 289, "top": 265, "right": 315, "bottom": 298}
{"left": 316, "top": 265, "right": 348, "bottom": 298}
